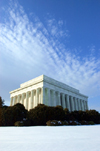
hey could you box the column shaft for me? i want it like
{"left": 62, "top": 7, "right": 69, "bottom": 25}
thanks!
{"left": 62, "top": 94, "right": 66, "bottom": 109}
{"left": 36, "top": 89, "right": 39, "bottom": 106}
{"left": 26, "top": 92, "right": 29, "bottom": 110}
{"left": 41, "top": 87, "right": 45, "bottom": 104}
{"left": 71, "top": 96, "right": 74, "bottom": 111}
{"left": 86, "top": 101, "right": 88, "bottom": 110}
{"left": 73, "top": 97, "right": 76, "bottom": 111}
{"left": 10, "top": 97, "right": 13, "bottom": 106}
{"left": 31, "top": 90, "right": 33, "bottom": 109}
{"left": 22, "top": 94, "right": 24, "bottom": 106}
{"left": 47, "top": 88, "right": 50, "bottom": 106}
{"left": 18, "top": 95, "right": 20, "bottom": 103}
{"left": 13, "top": 96, "right": 16, "bottom": 105}
{"left": 53, "top": 90, "right": 56, "bottom": 107}
{"left": 66, "top": 94, "right": 70, "bottom": 112}
{"left": 75, "top": 97, "right": 78, "bottom": 111}
{"left": 77, "top": 98, "right": 79, "bottom": 110}
{"left": 82, "top": 100, "right": 84, "bottom": 111}
{"left": 58, "top": 92, "right": 61, "bottom": 106}
{"left": 80, "top": 99, "right": 83, "bottom": 110}
{"left": 83, "top": 100, "right": 85, "bottom": 111}
{"left": 85, "top": 101, "right": 87, "bottom": 111}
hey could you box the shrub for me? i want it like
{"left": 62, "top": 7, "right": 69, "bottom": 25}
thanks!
{"left": 2, "top": 103, "right": 27, "bottom": 126}
{"left": 0, "top": 97, "right": 5, "bottom": 126}
{"left": 0, "top": 108, "right": 5, "bottom": 126}
{"left": 46, "top": 120, "right": 57, "bottom": 126}
{"left": 63, "top": 120, "right": 68, "bottom": 125}
{"left": 57, "top": 120, "right": 63, "bottom": 125}
{"left": 68, "top": 121, "right": 78, "bottom": 125}
{"left": 0, "top": 97, "right": 4, "bottom": 108}
{"left": 23, "top": 119, "right": 31, "bottom": 126}
{"left": 46, "top": 120, "right": 63, "bottom": 126}
{"left": 79, "top": 120, "right": 88, "bottom": 125}
{"left": 86, "top": 110, "right": 100, "bottom": 124}
{"left": 28, "top": 104, "right": 48, "bottom": 126}
{"left": 14, "top": 121, "right": 24, "bottom": 126}
{"left": 28, "top": 104, "right": 65, "bottom": 126}
{"left": 50, "top": 106, "right": 65, "bottom": 121}
{"left": 88, "top": 121, "right": 95, "bottom": 125}
{"left": 14, "top": 119, "right": 31, "bottom": 126}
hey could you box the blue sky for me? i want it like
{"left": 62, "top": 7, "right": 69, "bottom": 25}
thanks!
{"left": 0, "top": 0, "right": 100, "bottom": 111}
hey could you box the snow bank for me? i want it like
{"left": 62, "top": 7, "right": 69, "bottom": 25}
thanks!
{"left": 0, "top": 125, "right": 100, "bottom": 151}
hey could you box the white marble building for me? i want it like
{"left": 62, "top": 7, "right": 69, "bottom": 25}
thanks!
{"left": 10, "top": 75, "right": 88, "bottom": 111}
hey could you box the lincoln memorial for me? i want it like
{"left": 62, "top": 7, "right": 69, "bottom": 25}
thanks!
{"left": 10, "top": 75, "right": 88, "bottom": 111}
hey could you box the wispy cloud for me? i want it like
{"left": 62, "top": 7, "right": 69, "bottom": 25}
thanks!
{"left": 47, "top": 18, "right": 69, "bottom": 38}
{"left": 0, "top": 1, "right": 100, "bottom": 104}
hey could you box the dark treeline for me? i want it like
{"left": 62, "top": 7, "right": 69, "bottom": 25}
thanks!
{"left": 0, "top": 97, "right": 100, "bottom": 126}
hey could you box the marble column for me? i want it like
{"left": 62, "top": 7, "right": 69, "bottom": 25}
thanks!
{"left": 62, "top": 93, "right": 66, "bottom": 109}
{"left": 50, "top": 90, "right": 52, "bottom": 106}
{"left": 55, "top": 92, "right": 57, "bottom": 106}
{"left": 74, "top": 98, "right": 77, "bottom": 111}
{"left": 73, "top": 97, "right": 76, "bottom": 110}
{"left": 41, "top": 87, "right": 45, "bottom": 105}
{"left": 47, "top": 88, "right": 50, "bottom": 106}
{"left": 20, "top": 95, "right": 22, "bottom": 104}
{"left": 31, "top": 90, "right": 33, "bottom": 109}
{"left": 82, "top": 100, "right": 84, "bottom": 111}
{"left": 71, "top": 96, "right": 74, "bottom": 111}
{"left": 80, "top": 99, "right": 83, "bottom": 111}
{"left": 28, "top": 93, "right": 31, "bottom": 110}
{"left": 85, "top": 101, "right": 87, "bottom": 111}
{"left": 15, "top": 96, "right": 17, "bottom": 104}
{"left": 22, "top": 94, "right": 24, "bottom": 106}
{"left": 26, "top": 92, "right": 29, "bottom": 110}
{"left": 10, "top": 97, "right": 13, "bottom": 106}
{"left": 78, "top": 99, "right": 81, "bottom": 110}
{"left": 81, "top": 100, "right": 83, "bottom": 111}
{"left": 38, "top": 89, "right": 42, "bottom": 104}
{"left": 84, "top": 101, "right": 85, "bottom": 110}
{"left": 40, "top": 89, "right": 42, "bottom": 104}
{"left": 83, "top": 100, "right": 85, "bottom": 111}
{"left": 77, "top": 98, "right": 79, "bottom": 111}
{"left": 39, "top": 89, "right": 42, "bottom": 104}
{"left": 79, "top": 99, "right": 81, "bottom": 110}
{"left": 57, "top": 92, "right": 61, "bottom": 106}
{"left": 17, "top": 95, "right": 20, "bottom": 103}
{"left": 77, "top": 99, "right": 79, "bottom": 111}
{"left": 66, "top": 94, "right": 70, "bottom": 112}
{"left": 65, "top": 95, "right": 67, "bottom": 108}
{"left": 53, "top": 90, "right": 56, "bottom": 107}
{"left": 45, "top": 88, "right": 48, "bottom": 106}
{"left": 86, "top": 101, "right": 88, "bottom": 110}
{"left": 36, "top": 88, "right": 39, "bottom": 106}
{"left": 13, "top": 96, "right": 16, "bottom": 105}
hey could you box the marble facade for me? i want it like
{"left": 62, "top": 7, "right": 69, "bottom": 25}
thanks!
{"left": 10, "top": 75, "right": 88, "bottom": 111}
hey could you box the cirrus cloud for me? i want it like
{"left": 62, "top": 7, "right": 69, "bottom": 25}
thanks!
{"left": 0, "top": 1, "right": 100, "bottom": 107}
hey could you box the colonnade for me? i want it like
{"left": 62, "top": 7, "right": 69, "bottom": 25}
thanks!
{"left": 10, "top": 87, "right": 88, "bottom": 111}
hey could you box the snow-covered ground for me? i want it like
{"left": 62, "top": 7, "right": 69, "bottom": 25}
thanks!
{"left": 0, "top": 125, "right": 100, "bottom": 151}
